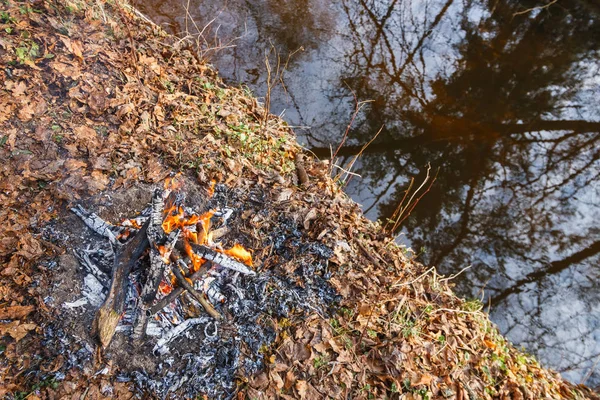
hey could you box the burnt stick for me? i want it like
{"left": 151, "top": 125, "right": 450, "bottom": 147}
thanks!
{"left": 171, "top": 265, "right": 222, "bottom": 320}
{"left": 92, "top": 217, "right": 150, "bottom": 349}
{"left": 147, "top": 260, "right": 211, "bottom": 316}
{"left": 132, "top": 188, "right": 169, "bottom": 341}
{"left": 71, "top": 205, "right": 118, "bottom": 244}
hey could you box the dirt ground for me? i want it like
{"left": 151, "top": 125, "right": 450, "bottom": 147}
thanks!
{"left": 0, "top": 0, "right": 598, "bottom": 398}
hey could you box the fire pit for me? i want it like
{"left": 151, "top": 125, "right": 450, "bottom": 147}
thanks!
{"left": 41, "top": 174, "right": 339, "bottom": 398}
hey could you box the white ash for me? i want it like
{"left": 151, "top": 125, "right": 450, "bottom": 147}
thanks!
{"left": 81, "top": 274, "right": 105, "bottom": 307}
{"left": 63, "top": 298, "right": 88, "bottom": 309}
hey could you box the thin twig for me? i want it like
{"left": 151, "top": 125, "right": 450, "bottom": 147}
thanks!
{"left": 393, "top": 168, "right": 439, "bottom": 231}
{"left": 438, "top": 265, "right": 473, "bottom": 282}
{"left": 392, "top": 267, "right": 435, "bottom": 287}
{"left": 342, "top": 125, "right": 384, "bottom": 188}
{"left": 384, "top": 179, "right": 414, "bottom": 232}
{"left": 392, "top": 163, "right": 433, "bottom": 232}
{"left": 330, "top": 85, "right": 373, "bottom": 176}
{"left": 513, "top": 0, "right": 558, "bottom": 16}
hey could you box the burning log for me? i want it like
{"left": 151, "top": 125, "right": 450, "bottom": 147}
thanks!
{"left": 133, "top": 189, "right": 171, "bottom": 341}
{"left": 190, "top": 243, "right": 256, "bottom": 275}
{"left": 92, "top": 217, "right": 150, "bottom": 349}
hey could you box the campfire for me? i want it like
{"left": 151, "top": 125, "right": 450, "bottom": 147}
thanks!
{"left": 42, "top": 175, "right": 339, "bottom": 397}
{"left": 70, "top": 175, "right": 256, "bottom": 355}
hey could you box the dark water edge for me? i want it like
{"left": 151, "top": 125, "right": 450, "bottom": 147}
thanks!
{"left": 133, "top": 0, "right": 600, "bottom": 387}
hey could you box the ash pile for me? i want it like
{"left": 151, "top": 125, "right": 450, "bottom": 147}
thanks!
{"left": 44, "top": 176, "right": 339, "bottom": 398}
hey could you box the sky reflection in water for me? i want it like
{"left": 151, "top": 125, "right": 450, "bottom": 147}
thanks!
{"left": 133, "top": 0, "right": 600, "bottom": 387}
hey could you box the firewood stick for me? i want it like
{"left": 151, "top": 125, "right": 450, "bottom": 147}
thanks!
{"left": 92, "top": 217, "right": 150, "bottom": 349}
{"left": 133, "top": 189, "right": 168, "bottom": 341}
{"left": 71, "top": 205, "right": 118, "bottom": 244}
{"left": 190, "top": 243, "right": 256, "bottom": 275}
{"left": 147, "top": 260, "right": 211, "bottom": 316}
{"left": 171, "top": 265, "right": 222, "bottom": 320}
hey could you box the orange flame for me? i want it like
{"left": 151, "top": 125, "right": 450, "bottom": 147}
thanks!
{"left": 116, "top": 230, "right": 131, "bottom": 241}
{"left": 162, "top": 206, "right": 183, "bottom": 234}
{"left": 164, "top": 173, "right": 184, "bottom": 191}
{"left": 162, "top": 206, "right": 201, "bottom": 234}
{"left": 197, "top": 210, "right": 215, "bottom": 245}
{"left": 157, "top": 245, "right": 171, "bottom": 264}
{"left": 222, "top": 244, "right": 253, "bottom": 267}
{"left": 184, "top": 239, "right": 204, "bottom": 272}
{"left": 208, "top": 179, "right": 216, "bottom": 197}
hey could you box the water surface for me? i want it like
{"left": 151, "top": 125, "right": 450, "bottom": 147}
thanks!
{"left": 133, "top": 0, "right": 600, "bottom": 387}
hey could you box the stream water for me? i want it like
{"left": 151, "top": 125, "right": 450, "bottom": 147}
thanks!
{"left": 132, "top": 0, "right": 600, "bottom": 387}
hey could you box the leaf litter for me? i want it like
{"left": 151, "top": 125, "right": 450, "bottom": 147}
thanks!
{"left": 0, "top": 0, "right": 598, "bottom": 399}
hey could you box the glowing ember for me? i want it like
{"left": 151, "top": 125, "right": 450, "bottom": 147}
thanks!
{"left": 157, "top": 245, "right": 171, "bottom": 263}
{"left": 158, "top": 281, "right": 173, "bottom": 295}
{"left": 116, "top": 230, "right": 132, "bottom": 241}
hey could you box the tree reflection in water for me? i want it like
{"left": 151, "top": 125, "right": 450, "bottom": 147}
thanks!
{"left": 133, "top": 0, "right": 600, "bottom": 387}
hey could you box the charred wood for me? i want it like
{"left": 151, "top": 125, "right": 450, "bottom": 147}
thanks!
{"left": 148, "top": 261, "right": 211, "bottom": 316}
{"left": 92, "top": 217, "right": 150, "bottom": 349}
{"left": 74, "top": 250, "right": 110, "bottom": 288}
{"left": 133, "top": 189, "right": 169, "bottom": 341}
{"left": 171, "top": 264, "right": 222, "bottom": 320}
{"left": 71, "top": 205, "right": 118, "bottom": 244}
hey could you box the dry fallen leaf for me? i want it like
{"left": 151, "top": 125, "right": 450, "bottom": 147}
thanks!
{"left": 284, "top": 370, "right": 296, "bottom": 390}
{"left": 0, "top": 321, "right": 37, "bottom": 342}
{"left": 303, "top": 208, "right": 317, "bottom": 230}
{"left": 295, "top": 380, "right": 308, "bottom": 399}
{"left": 0, "top": 305, "right": 35, "bottom": 320}
{"left": 17, "top": 235, "right": 44, "bottom": 260}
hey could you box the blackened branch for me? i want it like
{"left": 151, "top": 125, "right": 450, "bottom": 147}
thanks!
{"left": 148, "top": 260, "right": 211, "bottom": 316}
{"left": 92, "top": 217, "right": 150, "bottom": 349}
